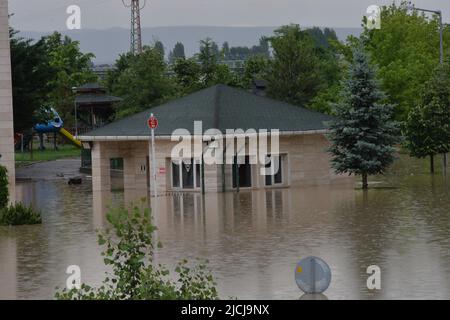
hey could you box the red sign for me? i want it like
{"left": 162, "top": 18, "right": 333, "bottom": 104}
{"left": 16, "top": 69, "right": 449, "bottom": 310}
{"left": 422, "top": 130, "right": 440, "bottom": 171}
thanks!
{"left": 148, "top": 115, "right": 158, "bottom": 129}
{"left": 159, "top": 167, "right": 166, "bottom": 174}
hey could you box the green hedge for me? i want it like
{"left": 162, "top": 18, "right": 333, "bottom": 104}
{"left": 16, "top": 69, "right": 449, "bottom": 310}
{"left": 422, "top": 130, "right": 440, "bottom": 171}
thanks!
{"left": 0, "top": 202, "right": 42, "bottom": 226}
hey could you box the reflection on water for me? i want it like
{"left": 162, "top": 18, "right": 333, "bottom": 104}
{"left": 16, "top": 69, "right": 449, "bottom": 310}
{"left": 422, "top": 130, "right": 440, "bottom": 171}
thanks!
{"left": 1, "top": 155, "right": 450, "bottom": 299}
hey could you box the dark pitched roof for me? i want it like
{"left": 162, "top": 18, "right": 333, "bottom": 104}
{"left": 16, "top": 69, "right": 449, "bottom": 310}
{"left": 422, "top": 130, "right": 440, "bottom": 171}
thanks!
{"left": 75, "top": 94, "right": 122, "bottom": 106}
{"left": 82, "top": 84, "right": 334, "bottom": 137}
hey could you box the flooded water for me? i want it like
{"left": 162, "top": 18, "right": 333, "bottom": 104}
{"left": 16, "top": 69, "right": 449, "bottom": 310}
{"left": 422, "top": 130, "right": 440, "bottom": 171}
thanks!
{"left": 1, "top": 155, "right": 449, "bottom": 299}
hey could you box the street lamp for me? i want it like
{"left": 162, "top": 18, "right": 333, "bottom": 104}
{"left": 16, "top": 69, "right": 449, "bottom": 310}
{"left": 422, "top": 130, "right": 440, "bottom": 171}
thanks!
{"left": 406, "top": 3, "right": 446, "bottom": 171}
{"left": 71, "top": 86, "right": 78, "bottom": 138}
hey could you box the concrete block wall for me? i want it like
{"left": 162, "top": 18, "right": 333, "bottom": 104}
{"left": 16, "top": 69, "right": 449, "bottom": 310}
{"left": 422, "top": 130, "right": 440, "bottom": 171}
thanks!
{"left": 0, "top": 0, "right": 15, "bottom": 203}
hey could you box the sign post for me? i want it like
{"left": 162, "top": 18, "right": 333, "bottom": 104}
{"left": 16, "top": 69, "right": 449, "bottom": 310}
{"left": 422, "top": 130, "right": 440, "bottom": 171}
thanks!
{"left": 148, "top": 113, "right": 158, "bottom": 197}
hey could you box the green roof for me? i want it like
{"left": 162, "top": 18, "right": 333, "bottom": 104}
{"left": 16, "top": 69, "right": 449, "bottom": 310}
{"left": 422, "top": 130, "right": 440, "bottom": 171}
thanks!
{"left": 82, "top": 84, "right": 334, "bottom": 137}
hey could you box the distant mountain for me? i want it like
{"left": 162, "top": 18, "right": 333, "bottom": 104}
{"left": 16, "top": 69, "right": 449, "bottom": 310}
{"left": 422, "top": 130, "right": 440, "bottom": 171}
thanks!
{"left": 18, "top": 26, "right": 362, "bottom": 64}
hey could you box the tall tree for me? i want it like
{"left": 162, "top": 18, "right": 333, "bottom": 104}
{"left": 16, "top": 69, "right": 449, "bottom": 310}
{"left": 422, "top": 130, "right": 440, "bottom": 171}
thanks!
{"left": 329, "top": 43, "right": 400, "bottom": 189}
{"left": 362, "top": 3, "right": 450, "bottom": 120}
{"left": 172, "top": 57, "right": 202, "bottom": 94}
{"left": 113, "top": 46, "right": 176, "bottom": 118}
{"left": 241, "top": 55, "right": 269, "bottom": 88}
{"left": 10, "top": 29, "right": 52, "bottom": 132}
{"left": 198, "top": 38, "right": 220, "bottom": 87}
{"left": 154, "top": 40, "right": 165, "bottom": 58}
{"left": 404, "top": 63, "right": 450, "bottom": 173}
{"left": 265, "top": 24, "right": 325, "bottom": 107}
{"left": 222, "top": 41, "right": 230, "bottom": 59}
{"left": 169, "top": 42, "right": 185, "bottom": 63}
{"left": 43, "top": 32, "right": 96, "bottom": 126}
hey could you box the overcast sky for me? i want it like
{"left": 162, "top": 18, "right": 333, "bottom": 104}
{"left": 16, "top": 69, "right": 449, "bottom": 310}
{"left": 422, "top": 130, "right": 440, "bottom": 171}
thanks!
{"left": 7, "top": 0, "right": 450, "bottom": 31}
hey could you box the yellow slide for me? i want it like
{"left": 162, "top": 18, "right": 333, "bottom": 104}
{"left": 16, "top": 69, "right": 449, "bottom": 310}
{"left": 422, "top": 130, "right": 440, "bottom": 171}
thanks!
{"left": 59, "top": 128, "right": 82, "bottom": 148}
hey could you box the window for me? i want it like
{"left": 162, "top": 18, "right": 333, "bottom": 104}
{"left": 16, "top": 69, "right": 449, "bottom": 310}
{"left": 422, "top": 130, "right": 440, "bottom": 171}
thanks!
{"left": 265, "top": 155, "right": 283, "bottom": 186}
{"left": 172, "top": 161, "right": 180, "bottom": 188}
{"left": 232, "top": 156, "right": 252, "bottom": 188}
{"left": 172, "top": 158, "right": 200, "bottom": 190}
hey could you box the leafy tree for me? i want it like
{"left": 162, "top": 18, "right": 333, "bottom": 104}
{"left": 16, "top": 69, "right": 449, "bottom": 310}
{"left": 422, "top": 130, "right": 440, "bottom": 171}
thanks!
{"left": 361, "top": 2, "right": 450, "bottom": 120}
{"left": 241, "top": 55, "right": 269, "bottom": 88}
{"left": 172, "top": 57, "right": 202, "bottom": 94}
{"left": 104, "top": 52, "right": 138, "bottom": 93}
{"left": 328, "top": 43, "right": 400, "bottom": 189}
{"left": 10, "top": 29, "right": 53, "bottom": 132}
{"left": 198, "top": 38, "right": 220, "bottom": 87}
{"left": 113, "top": 46, "right": 176, "bottom": 118}
{"left": 168, "top": 42, "right": 185, "bottom": 63}
{"left": 222, "top": 41, "right": 230, "bottom": 59}
{"left": 55, "top": 203, "right": 218, "bottom": 300}
{"left": 43, "top": 32, "right": 96, "bottom": 126}
{"left": 404, "top": 63, "right": 450, "bottom": 173}
{"left": 154, "top": 40, "right": 165, "bottom": 59}
{"left": 265, "top": 24, "right": 326, "bottom": 107}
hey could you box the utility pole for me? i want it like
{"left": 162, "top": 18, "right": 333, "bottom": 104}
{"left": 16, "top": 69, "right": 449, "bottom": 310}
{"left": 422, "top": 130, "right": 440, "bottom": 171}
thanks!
{"left": 122, "top": 0, "right": 145, "bottom": 55}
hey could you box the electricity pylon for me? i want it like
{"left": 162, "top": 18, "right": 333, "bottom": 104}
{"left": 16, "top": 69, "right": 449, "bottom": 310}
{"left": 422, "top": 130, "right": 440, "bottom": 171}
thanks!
{"left": 122, "top": 0, "right": 146, "bottom": 55}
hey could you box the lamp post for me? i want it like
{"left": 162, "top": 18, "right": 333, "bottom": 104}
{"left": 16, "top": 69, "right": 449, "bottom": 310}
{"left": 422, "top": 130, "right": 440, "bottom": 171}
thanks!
{"left": 71, "top": 87, "right": 78, "bottom": 138}
{"left": 406, "top": 3, "right": 446, "bottom": 172}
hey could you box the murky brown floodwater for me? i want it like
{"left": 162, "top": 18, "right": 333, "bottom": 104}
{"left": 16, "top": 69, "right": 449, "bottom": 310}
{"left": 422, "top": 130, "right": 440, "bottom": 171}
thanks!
{"left": 1, "top": 155, "right": 449, "bottom": 299}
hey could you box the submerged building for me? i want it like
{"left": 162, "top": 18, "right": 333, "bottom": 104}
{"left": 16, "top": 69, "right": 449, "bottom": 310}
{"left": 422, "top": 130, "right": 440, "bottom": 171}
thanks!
{"left": 80, "top": 85, "right": 353, "bottom": 194}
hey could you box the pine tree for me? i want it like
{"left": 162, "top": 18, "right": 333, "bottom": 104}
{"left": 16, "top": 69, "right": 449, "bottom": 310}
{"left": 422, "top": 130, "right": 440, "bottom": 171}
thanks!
{"left": 328, "top": 43, "right": 400, "bottom": 189}
{"left": 404, "top": 63, "right": 450, "bottom": 173}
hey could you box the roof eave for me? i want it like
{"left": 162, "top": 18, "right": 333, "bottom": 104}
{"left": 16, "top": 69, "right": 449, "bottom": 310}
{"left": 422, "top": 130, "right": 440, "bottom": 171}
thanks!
{"left": 79, "top": 129, "right": 330, "bottom": 142}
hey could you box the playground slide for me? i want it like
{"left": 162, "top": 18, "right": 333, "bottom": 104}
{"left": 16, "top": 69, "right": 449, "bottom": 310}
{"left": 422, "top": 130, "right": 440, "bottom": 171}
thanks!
{"left": 59, "top": 128, "right": 82, "bottom": 148}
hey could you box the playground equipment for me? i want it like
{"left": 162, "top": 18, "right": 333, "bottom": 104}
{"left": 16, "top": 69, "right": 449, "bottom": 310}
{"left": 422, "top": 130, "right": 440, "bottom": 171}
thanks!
{"left": 33, "top": 108, "right": 82, "bottom": 148}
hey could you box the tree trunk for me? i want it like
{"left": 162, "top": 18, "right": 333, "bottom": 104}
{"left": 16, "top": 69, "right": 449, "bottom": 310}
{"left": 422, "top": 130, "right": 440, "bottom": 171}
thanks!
{"left": 362, "top": 173, "right": 368, "bottom": 190}
{"left": 430, "top": 154, "right": 435, "bottom": 174}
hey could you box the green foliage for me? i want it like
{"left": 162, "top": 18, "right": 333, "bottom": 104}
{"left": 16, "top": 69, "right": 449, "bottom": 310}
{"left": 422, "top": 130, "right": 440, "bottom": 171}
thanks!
{"left": 43, "top": 32, "right": 97, "bottom": 126}
{"left": 0, "top": 165, "right": 8, "bottom": 208}
{"left": 55, "top": 203, "right": 218, "bottom": 300}
{"left": 172, "top": 57, "right": 203, "bottom": 94}
{"left": 361, "top": 2, "right": 450, "bottom": 120}
{"left": 112, "top": 46, "right": 177, "bottom": 119}
{"left": 0, "top": 202, "right": 42, "bottom": 226}
{"left": 404, "top": 63, "right": 450, "bottom": 172}
{"left": 154, "top": 40, "right": 165, "bottom": 58}
{"left": 10, "top": 28, "right": 54, "bottom": 133}
{"left": 328, "top": 43, "right": 400, "bottom": 189}
{"left": 266, "top": 24, "right": 340, "bottom": 108}
{"left": 198, "top": 38, "right": 221, "bottom": 87}
{"left": 241, "top": 55, "right": 269, "bottom": 88}
{"left": 104, "top": 52, "right": 138, "bottom": 94}
{"left": 168, "top": 42, "right": 186, "bottom": 63}
{"left": 223, "top": 37, "right": 270, "bottom": 60}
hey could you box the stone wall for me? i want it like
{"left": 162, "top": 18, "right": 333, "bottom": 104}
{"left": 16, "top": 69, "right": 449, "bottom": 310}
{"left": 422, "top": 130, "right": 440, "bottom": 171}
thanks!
{"left": 0, "top": 0, "right": 15, "bottom": 203}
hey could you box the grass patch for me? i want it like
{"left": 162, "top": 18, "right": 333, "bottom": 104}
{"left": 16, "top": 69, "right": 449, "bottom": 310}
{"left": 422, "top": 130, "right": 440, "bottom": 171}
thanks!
{"left": 15, "top": 144, "right": 81, "bottom": 163}
{"left": 0, "top": 202, "right": 42, "bottom": 226}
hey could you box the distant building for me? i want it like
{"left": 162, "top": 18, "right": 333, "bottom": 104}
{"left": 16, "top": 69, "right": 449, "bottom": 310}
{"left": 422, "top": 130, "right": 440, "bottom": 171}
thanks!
{"left": 80, "top": 85, "right": 353, "bottom": 194}
{"left": 91, "top": 64, "right": 114, "bottom": 80}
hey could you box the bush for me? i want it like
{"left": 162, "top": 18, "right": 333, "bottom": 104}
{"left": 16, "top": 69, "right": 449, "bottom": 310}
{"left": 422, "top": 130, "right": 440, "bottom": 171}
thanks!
{"left": 0, "top": 202, "right": 42, "bottom": 226}
{"left": 0, "top": 165, "right": 8, "bottom": 208}
{"left": 55, "top": 202, "right": 218, "bottom": 300}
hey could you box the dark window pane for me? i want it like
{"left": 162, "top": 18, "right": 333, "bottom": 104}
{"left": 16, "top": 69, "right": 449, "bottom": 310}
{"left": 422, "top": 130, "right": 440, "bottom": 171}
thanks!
{"left": 182, "top": 160, "right": 194, "bottom": 189}
{"left": 274, "top": 156, "right": 282, "bottom": 184}
{"left": 195, "top": 163, "right": 200, "bottom": 188}
{"left": 172, "top": 161, "right": 180, "bottom": 188}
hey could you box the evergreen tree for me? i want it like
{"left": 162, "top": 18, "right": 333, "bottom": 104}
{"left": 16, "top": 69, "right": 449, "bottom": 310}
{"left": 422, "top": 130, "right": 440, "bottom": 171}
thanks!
{"left": 169, "top": 42, "right": 185, "bottom": 63}
{"left": 328, "top": 43, "right": 400, "bottom": 189}
{"left": 404, "top": 63, "right": 450, "bottom": 173}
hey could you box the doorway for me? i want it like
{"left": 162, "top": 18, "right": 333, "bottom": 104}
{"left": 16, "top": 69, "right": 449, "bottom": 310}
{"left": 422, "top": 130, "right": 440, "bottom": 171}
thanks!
{"left": 232, "top": 155, "right": 252, "bottom": 188}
